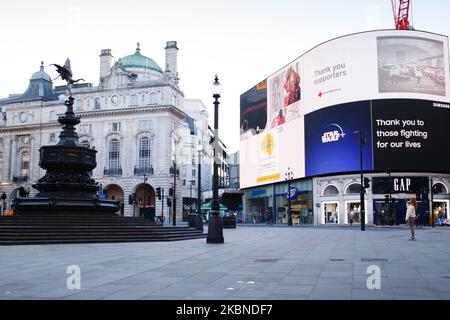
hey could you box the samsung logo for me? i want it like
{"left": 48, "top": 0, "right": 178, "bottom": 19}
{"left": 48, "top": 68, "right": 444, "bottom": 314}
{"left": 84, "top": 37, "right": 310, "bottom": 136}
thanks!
{"left": 433, "top": 102, "right": 449, "bottom": 109}
{"left": 321, "top": 123, "right": 346, "bottom": 143}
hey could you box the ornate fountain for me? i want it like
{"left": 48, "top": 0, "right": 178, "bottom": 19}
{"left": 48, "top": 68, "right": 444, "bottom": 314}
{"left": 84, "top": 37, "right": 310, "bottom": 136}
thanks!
{"left": 13, "top": 59, "right": 119, "bottom": 214}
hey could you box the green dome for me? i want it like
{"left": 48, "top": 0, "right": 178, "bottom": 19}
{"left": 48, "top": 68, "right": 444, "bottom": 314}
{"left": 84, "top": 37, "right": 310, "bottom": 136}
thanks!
{"left": 119, "top": 44, "right": 162, "bottom": 73}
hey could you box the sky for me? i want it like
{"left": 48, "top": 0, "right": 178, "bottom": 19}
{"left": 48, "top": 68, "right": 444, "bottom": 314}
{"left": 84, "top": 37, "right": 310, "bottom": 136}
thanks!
{"left": 0, "top": 0, "right": 449, "bottom": 153}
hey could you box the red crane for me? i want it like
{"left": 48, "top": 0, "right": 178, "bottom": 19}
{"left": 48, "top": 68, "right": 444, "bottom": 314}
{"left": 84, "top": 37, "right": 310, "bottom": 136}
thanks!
{"left": 391, "top": 0, "right": 412, "bottom": 30}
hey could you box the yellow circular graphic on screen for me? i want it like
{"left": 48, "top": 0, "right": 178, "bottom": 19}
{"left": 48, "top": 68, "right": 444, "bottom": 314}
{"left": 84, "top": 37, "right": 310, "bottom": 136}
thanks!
{"left": 261, "top": 134, "right": 274, "bottom": 155}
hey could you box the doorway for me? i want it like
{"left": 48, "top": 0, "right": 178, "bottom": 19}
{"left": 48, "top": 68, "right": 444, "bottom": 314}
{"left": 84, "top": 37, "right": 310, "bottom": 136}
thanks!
{"left": 322, "top": 202, "right": 339, "bottom": 224}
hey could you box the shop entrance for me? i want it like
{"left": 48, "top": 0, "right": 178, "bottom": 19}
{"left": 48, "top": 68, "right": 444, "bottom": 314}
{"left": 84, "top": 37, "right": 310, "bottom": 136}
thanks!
{"left": 374, "top": 199, "right": 407, "bottom": 226}
{"left": 246, "top": 197, "right": 269, "bottom": 223}
{"left": 322, "top": 202, "right": 339, "bottom": 224}
{"left": 345, "top": 201, "right": 368, "bottom": 225}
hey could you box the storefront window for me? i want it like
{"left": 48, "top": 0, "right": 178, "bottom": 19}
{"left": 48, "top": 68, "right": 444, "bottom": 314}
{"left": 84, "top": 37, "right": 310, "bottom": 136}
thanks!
{"left": 274, "top": 179, "right": 313, "bottom": 225}
{"left": 432, "top": 200, "right": 449, "bottom": 226}
{"left": 345, "top": 201, "right": 367, "bottom": 224}
{"left": 323, "top": 202, "right": 339, "bottom": 224}
{"left": 245, "top": 186, "right": 273, "bottom": 223}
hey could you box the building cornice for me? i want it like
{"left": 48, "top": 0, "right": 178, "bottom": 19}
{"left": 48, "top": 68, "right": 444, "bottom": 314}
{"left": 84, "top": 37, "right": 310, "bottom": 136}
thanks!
{"left": 0, "top": 105, "right": 188, "bottom": 133}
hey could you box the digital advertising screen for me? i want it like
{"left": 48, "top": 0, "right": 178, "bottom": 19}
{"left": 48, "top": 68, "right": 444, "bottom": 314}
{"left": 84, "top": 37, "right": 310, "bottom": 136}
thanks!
{"left": 240, "top": 29, "right": 450, "bottom": 189}
{"left": 305, "top": 101, "right": 373, "bottom": 177}
{"left": 372, "top": 99, "right": 450, "bottom": 173}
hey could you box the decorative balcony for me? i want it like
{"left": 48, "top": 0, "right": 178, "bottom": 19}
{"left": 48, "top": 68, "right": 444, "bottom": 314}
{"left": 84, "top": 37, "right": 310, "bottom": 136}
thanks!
{"left": 134, "top": 165, "right": 154, "bottom": 175}
{"left": 13, "top": 176, "right": 28, "bottom": 183}
{"left": 103, "top": 167, "right": 122, "bottom": 176}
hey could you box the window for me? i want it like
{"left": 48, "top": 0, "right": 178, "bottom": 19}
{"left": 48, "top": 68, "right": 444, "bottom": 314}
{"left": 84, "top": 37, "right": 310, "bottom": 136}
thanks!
{"left": 0, "top": 137, "right": 3, "bottom": 145}
{"left": 94, "top": 98, "right": 101, "bottom": 109}
{"left": 49, "top": 133, "right": 56, "bottom": 142}
{"left": 192, "top": 169, "right": 196, "bottom": 177}
{"left": 21, "top": 151, "right": 30, "bottom": 177}
{"left": 75, "top": 99, "right": 84, "bottom": 111}
{"left": 345, "top": 183, "right": 362, "bottom": 194}
{"left": 172, "top": 95, "right": 177, "bottom": 106}
{"left": 138, "top": 137, "right": 151, "bottom": 170}
{"left": 183, "top": 180, "right": 186, "bottom": 186}
{"left": 80, "top": 140, "right": 90, "bottom": 148}
{"left": 138, "top": 120, "right": 151, "bottom": 130}
{"left": 323, "top": 185, "right": 339, "bottom": 196}
{"left": 191, "top": 180, "right": 195, "bottom": 186}
{"left": 111, "top": 122, "right": 121, "bottom": 132}
{"left": 130, "top": 94, "right": 138, "bottom": 106}
{"left": 149, "top": 93, "right": 158, "bottom": 105}
{"left": 0, "top": 151, "right": 3, "bottom": 159}
{"left": 108, "top": 139, "right": 120, "bottom": 172}
{"left": 50, "top": 111, "right": 58, "bottom": 121}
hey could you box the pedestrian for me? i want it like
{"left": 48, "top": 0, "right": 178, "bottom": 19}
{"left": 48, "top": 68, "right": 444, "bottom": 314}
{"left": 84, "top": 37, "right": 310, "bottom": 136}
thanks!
{"left": 349, "top": 209, "right": 355, "bottom": 227}
{"left": 406, "top": 199, "right": 416, "bottom": 241}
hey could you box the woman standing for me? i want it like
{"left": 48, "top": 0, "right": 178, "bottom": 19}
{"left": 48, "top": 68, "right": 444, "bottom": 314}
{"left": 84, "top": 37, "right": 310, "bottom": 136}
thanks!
{"left": 405, "top": 200, "right": 416, "bottom": 241}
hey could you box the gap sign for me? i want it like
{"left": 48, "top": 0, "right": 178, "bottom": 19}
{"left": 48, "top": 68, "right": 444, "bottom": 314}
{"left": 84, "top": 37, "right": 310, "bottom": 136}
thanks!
{"left": 372, "top": 177, "right": 429, "bottom": 194}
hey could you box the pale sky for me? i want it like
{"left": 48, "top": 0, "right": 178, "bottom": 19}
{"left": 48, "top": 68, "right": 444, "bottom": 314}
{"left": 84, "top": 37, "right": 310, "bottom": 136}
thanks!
{"left": 0, "top": 0, "right": 449, "bottom": 153}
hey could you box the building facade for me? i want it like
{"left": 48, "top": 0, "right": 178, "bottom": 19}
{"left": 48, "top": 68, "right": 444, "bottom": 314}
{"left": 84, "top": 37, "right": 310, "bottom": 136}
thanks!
{"left": 239, "top": 29, "right": 450, "bottom": 226}
{"left": 0, "top": 41, "right": 213, "bottom": 222}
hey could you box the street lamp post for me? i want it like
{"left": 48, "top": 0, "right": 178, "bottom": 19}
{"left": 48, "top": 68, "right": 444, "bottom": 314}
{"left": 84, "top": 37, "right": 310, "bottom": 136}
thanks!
{"left": 1, "top": 192, "right": 6, "bottom": 216}
{"left": 195, "top": 144, "right": 204, "bottom": 231}
{"left": 172, "top": 161, "right": 177, "bottom": 226}
{"left": 354, "top": 131, "right": 366, "bottom": 231}
{"left": 285, "top": 168, "right": 294, "bottom": 226}
{"left": 207, "top": 75, "right": 224, "bottom": 244}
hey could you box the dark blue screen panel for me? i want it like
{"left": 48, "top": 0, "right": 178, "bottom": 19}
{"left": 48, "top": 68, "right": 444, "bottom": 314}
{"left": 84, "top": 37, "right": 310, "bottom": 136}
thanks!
{"left": 305, "top": 101, "right": 373, "bottom": 176}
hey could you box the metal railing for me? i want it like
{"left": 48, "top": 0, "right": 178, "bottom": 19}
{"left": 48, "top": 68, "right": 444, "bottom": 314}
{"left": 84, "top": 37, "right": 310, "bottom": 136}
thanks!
{"left": 103, "top": 167, "right": 122, "bottom": 176}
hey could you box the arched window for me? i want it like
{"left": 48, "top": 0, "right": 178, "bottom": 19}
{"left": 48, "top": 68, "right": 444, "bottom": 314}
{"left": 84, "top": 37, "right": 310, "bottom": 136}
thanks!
{"left": 149, "top": 93, "right": 157, "bottom": 105}
{"left": 108, "top": 139, "right": 121, "bottom": 174}
{"left": 80, "top": 140, "right": 90, "bottom": 148}
{"left": 21, "top": 150, "right": 30, "bottom": 178}
{"left": 138, "top": 137, "right": 151, "bottom": 171}
{"left": 345, "top": 183, "right": 362, "bottom": 194}
{"left": 433, "top": 183, "right": 449, "bottom": 195}
{"left": 323, "top": 185, "right": 339, "bottom": 196}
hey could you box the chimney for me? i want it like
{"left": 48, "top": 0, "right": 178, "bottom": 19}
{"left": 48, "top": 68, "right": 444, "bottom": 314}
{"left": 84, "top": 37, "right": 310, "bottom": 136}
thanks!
{"left": 99, "top": 49, "right": 112, "bottom": 86}
{"left": 165, "top": 41, "right": 179, "bottom": 82}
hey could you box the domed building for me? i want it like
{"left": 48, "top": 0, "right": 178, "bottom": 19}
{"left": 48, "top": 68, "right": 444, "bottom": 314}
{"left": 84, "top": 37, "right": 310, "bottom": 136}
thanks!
{"left": 0, "top": 41, "right": 213, "bottom": 222}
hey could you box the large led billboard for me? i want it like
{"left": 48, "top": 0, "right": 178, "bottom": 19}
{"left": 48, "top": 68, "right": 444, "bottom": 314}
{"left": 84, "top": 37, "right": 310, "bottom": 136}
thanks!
{"left": 240, "top": 30, "right": 450, "bottom": 189}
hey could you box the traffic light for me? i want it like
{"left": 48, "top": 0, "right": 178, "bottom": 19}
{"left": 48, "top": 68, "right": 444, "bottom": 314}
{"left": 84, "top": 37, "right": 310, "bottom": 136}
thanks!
{"left": 169, "top": 188, "right": 174, "bottom": 197}
{"left": 156, "top": 187, "right": 161, "bottom": 200}
{"left": 128, "top": 193, "right": 135, "bottom": 205}
{"left": 167, "top": 198, "right": 172, "bottom": 207}
{"left": 363, "top": 177, "right": 370, "bottom": 189}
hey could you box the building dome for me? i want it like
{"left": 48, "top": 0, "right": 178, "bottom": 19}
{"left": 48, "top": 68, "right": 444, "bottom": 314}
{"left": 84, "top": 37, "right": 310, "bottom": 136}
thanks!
{"left": 31, "top": 62, "right": 52, "bottom": 82}
{"left": 119, "top": 43, "right": 163, "bottom": 73}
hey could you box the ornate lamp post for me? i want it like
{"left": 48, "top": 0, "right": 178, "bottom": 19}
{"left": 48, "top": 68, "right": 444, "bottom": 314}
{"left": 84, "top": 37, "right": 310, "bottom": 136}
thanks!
{"left": 285, "top": 167, "right": 294, "bottom": 226}
{"left": 207, "top": 75, "right": 224, "bottom": 244}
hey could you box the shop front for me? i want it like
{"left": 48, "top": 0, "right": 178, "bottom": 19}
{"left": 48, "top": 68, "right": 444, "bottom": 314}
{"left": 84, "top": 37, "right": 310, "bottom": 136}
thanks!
{"left": 372, "top": 176, "right": 430, "bottom": 226}
{"left": 243, "top": 179, "right": 313, "bottom": 225}
{"left": 243, "top": 186, "right": 273, "bottom": 223}
{"left": 274, "top": 179, "right": 313, "bottom": 225}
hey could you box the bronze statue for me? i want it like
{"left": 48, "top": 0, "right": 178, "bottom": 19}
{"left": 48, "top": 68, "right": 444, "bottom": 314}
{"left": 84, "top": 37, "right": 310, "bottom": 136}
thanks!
{"left": 51, "top": 58, "right": 84, "bottom": 95}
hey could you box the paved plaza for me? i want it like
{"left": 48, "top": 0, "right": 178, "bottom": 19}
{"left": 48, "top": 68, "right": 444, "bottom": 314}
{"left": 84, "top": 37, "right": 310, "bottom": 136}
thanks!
{"left": 0, "top": 225, "right": 449, "bottom": 300}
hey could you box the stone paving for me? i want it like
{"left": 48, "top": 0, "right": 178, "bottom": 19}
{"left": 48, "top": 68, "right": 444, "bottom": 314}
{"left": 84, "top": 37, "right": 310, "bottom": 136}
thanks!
{"left": 0, "top": 225, "right": 449, "bottom": 300}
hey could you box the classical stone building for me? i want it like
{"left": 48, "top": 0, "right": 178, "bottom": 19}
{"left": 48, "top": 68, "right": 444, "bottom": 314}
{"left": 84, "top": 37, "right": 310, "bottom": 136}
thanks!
{"left": 0, "top": 41, "right": 212, "bottom": 221}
